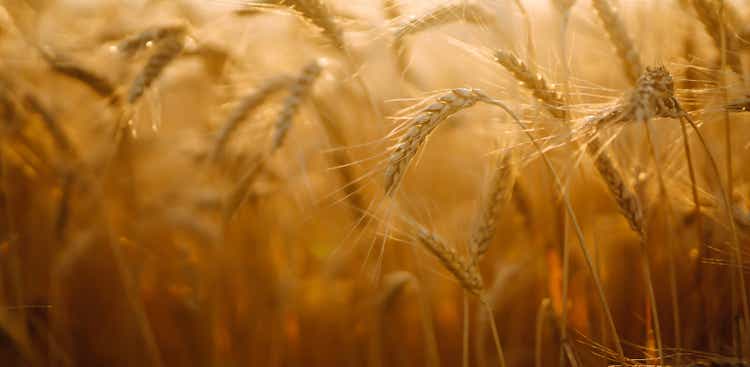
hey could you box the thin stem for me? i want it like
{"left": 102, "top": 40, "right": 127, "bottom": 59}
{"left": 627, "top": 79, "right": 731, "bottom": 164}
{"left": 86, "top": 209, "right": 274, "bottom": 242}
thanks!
{"left": 481, "top": 295, "right": 507, "bottom": 367}
{"left": 682, "top": 112, "right": 750, "bottom": 337}
{"left": 463, "top": 292, "right": 470, "bottom": 367}
{"left": 482, "top": 97, "right": 626, "bottom": 362}
{"left": 679, "top": 119, "right": 705, "bottom": 263}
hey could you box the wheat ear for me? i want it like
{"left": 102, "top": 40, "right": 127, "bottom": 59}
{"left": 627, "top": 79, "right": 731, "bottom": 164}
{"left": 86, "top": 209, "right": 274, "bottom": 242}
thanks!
{"left": 393, "top": 2, "right": 494, "bottom": 42}
{"left": 410, "top": 221, "right": 483, "bottom": 295}
{"left": 494, "top": 50, "right": 566, "bottom": 119}
{"left": 384, "top": 88, "right": 484, "bottom": 196}
{"left": 128, "top": 34, "right": 184, "bottom": 104}
{"left": 471, "top": 151, "right": 516, "bottom": 263}
{"left": 590, "top": 0, "right": 642, "bottom": 84}
{"left": 213, "top": 76, "right": 292, "bottom": 160}
{"left": 117, "top": 24, "right": 187, "bottom": 58}
{"left": 270, "top": 60, "right": 323, "bottom": 151}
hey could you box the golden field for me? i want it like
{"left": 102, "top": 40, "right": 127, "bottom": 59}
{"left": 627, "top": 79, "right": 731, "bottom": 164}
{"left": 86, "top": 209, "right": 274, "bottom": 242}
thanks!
{"left": 0, "top": 0, "right": 749, "bottom": 366}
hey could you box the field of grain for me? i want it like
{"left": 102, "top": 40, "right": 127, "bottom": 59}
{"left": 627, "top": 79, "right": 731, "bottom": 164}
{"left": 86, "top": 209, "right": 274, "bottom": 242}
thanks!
{"left": 1, "top": 0, "right": 749, "bottom": 366}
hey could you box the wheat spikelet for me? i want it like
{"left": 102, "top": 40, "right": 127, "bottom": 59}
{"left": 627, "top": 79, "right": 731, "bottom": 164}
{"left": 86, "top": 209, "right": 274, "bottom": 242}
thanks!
{"left": 117, "top": 24, "right": 186, "bottom": 58}
{"left": 393, "top": 2, "right": 494, "bottom": 41}
{"left": 128, "top": 34, "right": 185, "bottom": 104}
{"left": 591, "top": 0, "right": 642, "bottom": 84}
{"left": 213, "top": 76, "right": 292, "bottom": 160}
{"left": 270, "top": 60, "right": 323, "bottom": 151}
{"left": 494, "top": 50, "right": 566, "bottom": 119}
{"left": 384, "top": 88, "right": 484, "bottom": 196}
{"left": 410, "top": 222, "right": 483, "bottom": 295}
{"left": 586, "top": 136, "right": 645, "bottom": 237}
{"left": 471, "top": 151, "right": 516, "bottom": 263}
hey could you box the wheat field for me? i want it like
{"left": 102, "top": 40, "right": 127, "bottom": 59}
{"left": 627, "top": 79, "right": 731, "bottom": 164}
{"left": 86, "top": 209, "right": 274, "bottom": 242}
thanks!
{"left": 0, "top": 0, "right": 749, "bottom": 366}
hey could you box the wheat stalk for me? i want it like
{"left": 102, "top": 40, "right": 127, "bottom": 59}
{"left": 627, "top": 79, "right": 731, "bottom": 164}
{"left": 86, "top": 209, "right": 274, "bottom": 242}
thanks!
{"left": 270, "top": 60, "right": 323, "bottom": 151}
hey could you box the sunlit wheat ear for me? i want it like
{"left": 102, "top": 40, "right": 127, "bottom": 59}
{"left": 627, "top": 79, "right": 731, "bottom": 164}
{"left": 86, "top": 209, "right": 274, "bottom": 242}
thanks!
{"left": 281, "top": 0, "right": 346, "bottom": 51}
{"left": 586, "top": 137, "right": 645, "bottom": 237}
{"left": 590, "top": 66, "right": 681, "bottom": 129}
{"left": 384, "top": 88, "right": 484, "bottom": 196}
{"left": 409, "top": 220, "right": 483, "bottom": 295}
{"left": 270, "top": 60, "right": 323, "bottom": 152}
{"left": 116, "top": 24, "right": 187, "bottom": 58}
{"left": 471, "top": 151, "right": 516, "bottom": 264}
{"left": 590, "top": 0, "right": 642, "bottom": 84}
{"left": 493, "top": 50, "right": 565, "bottom": 119}
{"left": 393, "top": 2, "right": 494, "bottom": 42}
{"left": 128, "top": 35, "right": 185, "bottom": 104}
{"left": 691, "top": 0, "right": 742, "bottom": 75}
{"left": 213, "top": 76, "right": 292, "bottom": 161}
{"left": 39, "top": 49, "right": 117, "bottom": 102}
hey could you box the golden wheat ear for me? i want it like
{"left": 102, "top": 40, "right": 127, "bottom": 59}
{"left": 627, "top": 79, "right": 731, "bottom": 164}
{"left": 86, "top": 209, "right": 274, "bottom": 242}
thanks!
{"left": 128, "top": 34, "right": 185, "bottom": 104}
{"left": 384, "top": 88, "right": 484, "bottom": 196}
{"left": 494, "top": 50, "right": 566, "bottom": 119}
{"left": 270, "top": 60, "right": 323, "bottom": 152}
{"left": 470, "top": 151, "right": 516, "bottom": 264}
{"left": 213, "top": 76, "right": 292, "bottom": 161}
{"left": 591, "top": 0, "right": 642, "bottom": 84}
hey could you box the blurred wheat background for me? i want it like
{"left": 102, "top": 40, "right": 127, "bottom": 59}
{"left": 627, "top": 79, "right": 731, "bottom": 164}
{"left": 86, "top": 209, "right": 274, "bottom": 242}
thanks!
{"left": 1, "top": 0, "right": 749, "bottom": 366}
